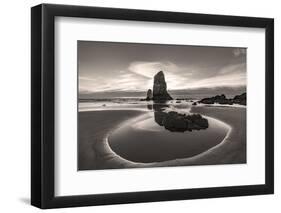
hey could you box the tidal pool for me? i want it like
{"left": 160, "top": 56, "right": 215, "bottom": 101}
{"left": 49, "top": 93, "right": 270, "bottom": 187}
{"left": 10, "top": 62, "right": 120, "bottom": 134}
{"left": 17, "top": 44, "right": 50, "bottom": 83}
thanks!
{"left": 108, "top": 112, "right": 230, "bottom": 163}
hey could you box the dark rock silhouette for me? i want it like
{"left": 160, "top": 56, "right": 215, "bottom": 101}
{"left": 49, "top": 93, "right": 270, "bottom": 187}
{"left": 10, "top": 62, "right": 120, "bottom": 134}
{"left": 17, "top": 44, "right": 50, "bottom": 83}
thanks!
{"left": 152, "top": 71, "right": 173, "bottom": 101}
{"left": 154, "top": 111, "right": 168, "bottom": 127}
{"left": 146, "top": 89, "right": 153, "bottom": 101}
{"left": 233, "top": 92, "right": 246, "bottom": 105}
{"left": 199, "top": 93, "right": 246, "bottom": 105}
{"left": 163, "top": 112, "right": 208, "bottom": 132}
{"left": 199, "top": 94, "right": 230, "bottom": 104}
{"left": 152, "top": 104, "right": 208, "bottom": 132}
{"left": 146, "top": 104, "right": 153, "bottom": 110}
{"left": 153, "top": 103, "right": 168, "bottom": 111}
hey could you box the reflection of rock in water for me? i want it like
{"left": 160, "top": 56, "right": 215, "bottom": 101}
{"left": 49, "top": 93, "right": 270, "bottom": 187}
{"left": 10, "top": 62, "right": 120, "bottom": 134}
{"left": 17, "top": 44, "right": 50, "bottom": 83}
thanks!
{"left": 152, "top": 104, "right": 208, "bottom": 132}
{"left": 154, "top": 111, "right": 166, "bottom": 126}
{"left": 146, "top": 89, "right": 153, "bottom": 101}
{"left": 147, "top": 104, "right": 153, "bottom": 110}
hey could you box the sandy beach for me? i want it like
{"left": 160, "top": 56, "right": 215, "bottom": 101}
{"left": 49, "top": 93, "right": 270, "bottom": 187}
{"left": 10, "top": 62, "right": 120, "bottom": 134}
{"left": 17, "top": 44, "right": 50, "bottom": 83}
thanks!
{"left": 159, "top": 105, "right": 246, "bottom": 167}
{"left": 78, "top": 105, "right": 246, "bottom": 170}
{"left": 78, "top": 110, "right": 147, "bottom": 170}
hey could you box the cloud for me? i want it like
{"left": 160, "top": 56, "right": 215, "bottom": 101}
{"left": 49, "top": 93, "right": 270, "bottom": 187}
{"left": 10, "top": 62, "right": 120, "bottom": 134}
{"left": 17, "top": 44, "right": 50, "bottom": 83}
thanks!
{"left": 128, "top": 61, "right": 194, "bottom": 90}
{"left": 79, "top": 76, "right": 96, "bottom": 81}
{"left": 79, "top": 71, "right": 150, "bottom": 93}
{"left": 189, "top": 72, "right": 246, "bottom": 88}
{"left": 128, "top": 61, "right": 182, "bottom": 78}
{"left": 188, "top": 63, "right": 246, "bottom": 88}
{"left": 233, "top": 48, "right": 246, "bottom": 57}
{"left": 79, "top": 61, "right": 246, "bottom": 93}
{"left": 219, "top": 63, "right": 246, "bottom": 74}
{"left": 79, "top": 88, "right": 93, "bottom": 94}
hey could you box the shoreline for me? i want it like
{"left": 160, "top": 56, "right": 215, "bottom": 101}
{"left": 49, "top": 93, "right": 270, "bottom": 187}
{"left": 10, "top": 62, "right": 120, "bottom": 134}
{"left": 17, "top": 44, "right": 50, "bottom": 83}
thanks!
{"left": 78, "top": 110, "right": 148, "bottom": 170}
{"left": 78, "top": 105, "right": 246, "bottom": 170}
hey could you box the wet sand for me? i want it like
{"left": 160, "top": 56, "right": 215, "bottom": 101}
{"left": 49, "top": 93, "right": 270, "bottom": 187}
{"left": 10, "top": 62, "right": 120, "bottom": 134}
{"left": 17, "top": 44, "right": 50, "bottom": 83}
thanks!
{"left": 78, "top": 110, "right": 147, "bottom": 170}
{"left": 160, "top": 106, "right": 246, "bottom": 167}
{"left": 78, "top": 106, "right": 246, "bottom": 170}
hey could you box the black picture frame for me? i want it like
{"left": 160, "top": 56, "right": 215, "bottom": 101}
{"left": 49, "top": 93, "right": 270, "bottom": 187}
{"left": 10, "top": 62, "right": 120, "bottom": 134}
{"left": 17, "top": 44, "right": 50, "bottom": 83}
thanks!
{"left": 31, "top": 3, "right": 274, "bottom": 209}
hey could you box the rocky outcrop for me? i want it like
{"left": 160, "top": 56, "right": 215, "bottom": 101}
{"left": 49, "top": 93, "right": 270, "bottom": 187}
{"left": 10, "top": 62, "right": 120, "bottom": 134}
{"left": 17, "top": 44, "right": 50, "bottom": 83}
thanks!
{"left": 199, "top": 94, "right": 232, "bottom": 105}
{"left": 145, "top": 89, "right": 153, "bottom": 101}
{"left": 198, "top": 93, "right": 246, "bottom": 105}
{"left": 152, "top": 71, "right": 173, "bottom": 101}
{"left": 233, "top": 93, "right": 246, "bottom": 105}
{"left": 154, "top": 110, "right": 208, "bottom": 132}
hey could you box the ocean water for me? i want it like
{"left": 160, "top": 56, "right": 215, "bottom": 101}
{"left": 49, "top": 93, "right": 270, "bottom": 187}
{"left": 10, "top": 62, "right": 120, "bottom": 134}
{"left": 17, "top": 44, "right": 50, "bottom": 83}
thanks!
{"left": 79, "top": 97, "right": 196, "bottom": 112}
{"left": 79, "top": 92, "right": 246, "bottom": 112}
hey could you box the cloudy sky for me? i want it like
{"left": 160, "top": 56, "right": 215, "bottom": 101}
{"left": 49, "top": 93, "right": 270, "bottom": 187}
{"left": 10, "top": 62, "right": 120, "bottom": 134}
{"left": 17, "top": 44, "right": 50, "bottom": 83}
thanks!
{"left": 78, "top": 41, "right": 246, "bottom": 96}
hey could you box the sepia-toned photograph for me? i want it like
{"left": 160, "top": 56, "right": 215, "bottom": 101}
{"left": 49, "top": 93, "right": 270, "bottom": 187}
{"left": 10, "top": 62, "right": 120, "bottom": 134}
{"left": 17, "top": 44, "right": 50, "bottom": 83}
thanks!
{"left": 30, "top": 4, "right": 274, "bottom": 208}
{"left": 78, "top": 41, "right": 247, "bottom": 171}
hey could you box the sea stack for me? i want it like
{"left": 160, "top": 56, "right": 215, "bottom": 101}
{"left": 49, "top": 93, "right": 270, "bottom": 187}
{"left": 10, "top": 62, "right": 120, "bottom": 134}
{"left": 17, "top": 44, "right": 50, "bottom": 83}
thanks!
{"left": 146, "top": 89, "right": 153, "bottom": 101}
{"left": 152, "top": 71, "right": 173, "bottom": 101}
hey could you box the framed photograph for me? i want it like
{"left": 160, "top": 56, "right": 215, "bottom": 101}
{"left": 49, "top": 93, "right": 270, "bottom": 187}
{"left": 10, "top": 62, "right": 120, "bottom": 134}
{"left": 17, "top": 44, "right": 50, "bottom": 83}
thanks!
{"left": 31, "top": 4, "right": 274, "bottom": 209}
